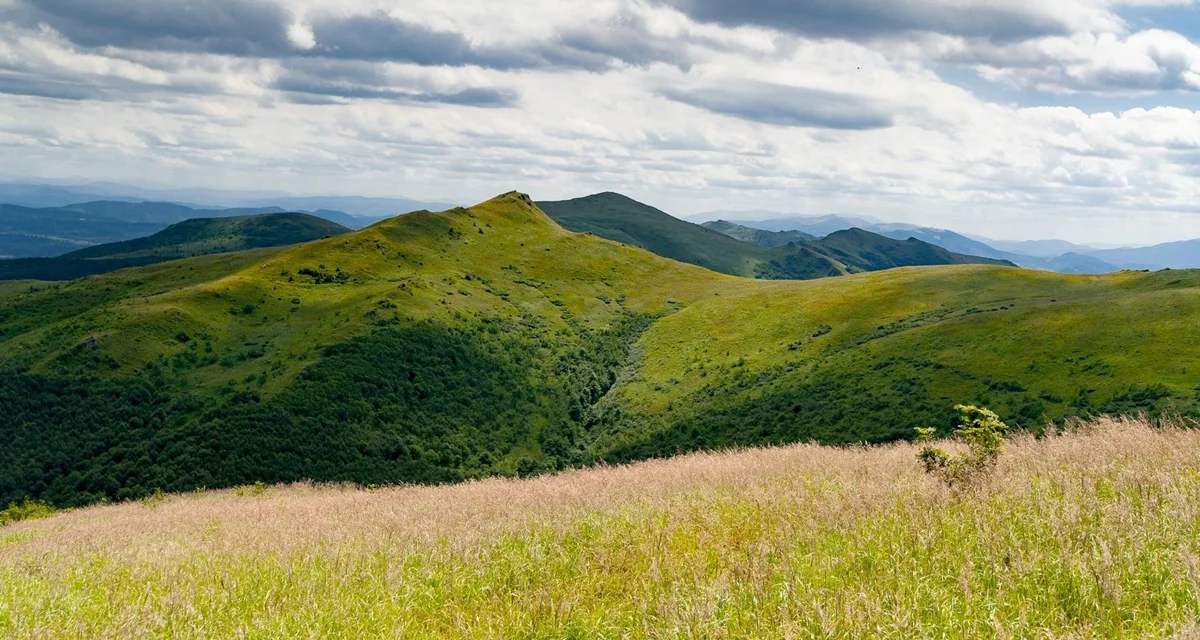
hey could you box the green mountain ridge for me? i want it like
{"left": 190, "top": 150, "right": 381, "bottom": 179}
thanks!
{"left": 2, "top": 192, "right": 1198, "bottom": 509}
{"left": 541, "top": 193, "right": 1010, "bottom": 280}
{"left": 0, "top": 213, "right": 350, "bottom": 281}
{"left": 701, "top": 220, "right": 815, "bottom": 247}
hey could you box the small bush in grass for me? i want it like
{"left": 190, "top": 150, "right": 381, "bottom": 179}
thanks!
{"left": 0, "top": 499, "right": 56, "bottom": 526}
{"left": 917, "top": 405, "right": 1008, "bottom": 487}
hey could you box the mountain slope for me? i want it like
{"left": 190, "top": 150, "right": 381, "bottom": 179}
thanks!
{"left": 1086, "top": 239, "right": 1200, "bottom": 270}
{"left": 0, "top": 213, "right": 350, "bottom": 281}
{"left": 0, "top": 204, "right": 164, "bottom": 258}
{"left": 812, "top": 228, "right": 1012, "bottom": 271}
{"left": 66, "top": 213, "right": 349, "bottom": 260}
{"left": 538, "top": 192, "right": 777, "bottom": 277}
{"left": 543, "top": 193, "right": 1010, "bottom": 280}
{"left": 700, "top": 220, "right": 815, "bottom": 247}
{"left": 2, "top": 192, "right": 1200, "bottom": 509}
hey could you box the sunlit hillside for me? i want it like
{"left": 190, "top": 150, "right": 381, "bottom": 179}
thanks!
{"left": 3, "top": 419, "right": 1199, "bottom": 638}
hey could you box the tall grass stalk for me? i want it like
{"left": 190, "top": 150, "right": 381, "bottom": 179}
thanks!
{"left": 3, "top": 417, "right": 1200, "bottom": 638}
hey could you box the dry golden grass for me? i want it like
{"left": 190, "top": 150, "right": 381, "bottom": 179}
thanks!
{"left": 4, "top": 417, "right": 1200, "bottom": 638}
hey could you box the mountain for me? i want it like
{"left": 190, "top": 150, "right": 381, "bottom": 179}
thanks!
{"left": 701, "top": 220, "right": 815, "bottom": 247}
{"left": 697, "top": 210, "right": 1133, "bottom": 275}
{"left": 0, "top": 182, "right": 458, "bottom": 218}
{"left": 1041, "top": 252, "right": 1122, "bottom": 274}
{"left": 540, "top": 193, "right": 1008, "bottom": 281}
{"left": 985, "top": 238, "right": 1101, "bottom": 258}
{"left": 814, "top": 228, "right": 1011, "bottom": 271}
{"left": 56, "top": 201, "right": 286, "bottom": 224}
{"left": 1085, "top": 239, "right": 1200, "bottom": 270}
{"left": 0, "top": 201, "right": 372, "bottom": 259}
{"left": 0, "top": 203, "right": 165, "bottom": 258}
{"left": 538, "top": 192, "right": 777, "bottom": 277}
{"left": 0, "top": 213, "right": 349, "bottom": 281}
{"left": 3, "top": 191, "right": 1199, "bottom": 510}
{"left": 252, "top": 196, "right": 456, "bottom": 220}
{"left": 729, "top": 214, "right": 883, "bottom": 237}
{"left": 0, "top": 183, "right": 140, "bottom": 209}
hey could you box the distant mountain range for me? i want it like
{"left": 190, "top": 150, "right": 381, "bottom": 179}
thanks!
{"left": 0, "top": 181, "right": 458, "bottom": 218}
{"left": 0, "top": 198, "right": 439, "bottom": 259}
{"left": 692, "top": 211, "right": 1199, "bottom": 274}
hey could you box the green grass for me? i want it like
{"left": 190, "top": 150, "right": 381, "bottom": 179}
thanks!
{"left": 2, "top": 192, "right": 1200, "bottom": 507}
{"left": 2, "top": 420, "right": 1199, "bottom": 638}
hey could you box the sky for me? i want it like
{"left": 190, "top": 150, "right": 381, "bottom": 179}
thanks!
{"left": 3, "top": 1, "right": 1200, "bottom": 243}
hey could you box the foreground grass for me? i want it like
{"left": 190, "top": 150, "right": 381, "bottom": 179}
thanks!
{"left": 3, "top": 418, "right": 1200, "bottom": 638}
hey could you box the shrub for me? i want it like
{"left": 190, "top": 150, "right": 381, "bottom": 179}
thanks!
{"left": 0, "top": 498, "right": 56, "bottom": 526}
{"left": 916, "top": 405, "right": 1008, "bottom": 487}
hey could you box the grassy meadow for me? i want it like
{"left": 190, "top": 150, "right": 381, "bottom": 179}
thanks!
{"left": 4, "top": 418, "right": 1200, "bottom": 638}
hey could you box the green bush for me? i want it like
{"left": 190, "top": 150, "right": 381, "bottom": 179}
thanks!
{"left": 917, "top": 405, "right": 1008, "bottom": 488}
{"left": 0, "top": 498, "right": 56, "bottom": 526}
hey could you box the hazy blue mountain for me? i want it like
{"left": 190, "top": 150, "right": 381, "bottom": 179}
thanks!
{"left": 57, "top": 201, "right": 285, "bottom": 224}
{"left": 251, "top": 196, "right": 455, "bottom": 219}
{"left": 0, "top": 183, "right": 138, "bottom": 209}
{"left": 1085, "top": 240, "right": 1200, "bottom": 270}
{"left": 984, "top": 238, "right": 1101, "bottom": 258}
{"left": 1042, "top": 253, "right": 1123, "bottom": 274}
{"left": 0, "top": 182, "right": 457, "bottom": 220}
{"left": 0, "top": 204, "right": 165, "bottom": 258}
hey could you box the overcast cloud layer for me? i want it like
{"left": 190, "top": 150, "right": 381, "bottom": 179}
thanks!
{"left": 3, "top": 0, "right": 1200, "bottom": 243}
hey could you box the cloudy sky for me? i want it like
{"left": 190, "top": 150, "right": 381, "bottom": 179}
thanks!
{"left": 3, "top": 0, "right": 1200, "bottom": 243}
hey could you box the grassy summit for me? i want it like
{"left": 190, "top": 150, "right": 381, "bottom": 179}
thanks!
{"left": 1, "top": 192, "right": 1199, "bottom": 508}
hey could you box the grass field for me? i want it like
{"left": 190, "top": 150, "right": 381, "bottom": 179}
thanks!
{"left": 3, "top": 417, "right": 1200, "bottom": 638}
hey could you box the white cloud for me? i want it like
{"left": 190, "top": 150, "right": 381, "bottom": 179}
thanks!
{"left": 2, "top": 0, "right": 1200, "bottom": 243}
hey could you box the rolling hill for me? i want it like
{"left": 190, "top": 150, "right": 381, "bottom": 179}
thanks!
{"left": 2, "top": 192, "right": 1199, "bottom": 509}
{"left": 541, "top": 193, "right": 1008, "bottom": 280}
{"left": 0, "top": 213, "right": 350, "bottom": 281}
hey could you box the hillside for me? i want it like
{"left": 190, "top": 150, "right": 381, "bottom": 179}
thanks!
{"left": 0, "top": 204, "right": 163, "bottom": 258}
{"left": 701, "top": 220, "right": 815, "bottom": 247}
{"left": 538, "top": 192, "right": 778, "bottom": 276}
{"left": 543, "top": 193, "right": 1009, "bottom": 280}
{"left": 4, "top": 420, "right": 1199, "bottom": 638}
{"left": 2, "top": 192, "right": 1200, "bottom": 509}
{"left": 716, "top": 215, "right": 1123, "bottom": 274}
{"left": 812, "top": 228, "right": 1012, "bottom": 271}
{"left": 0, "top": 213, "right": 350, "bottom": 281}
{"left": 0, "top": 201, "right": 379, "bottom": 259}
